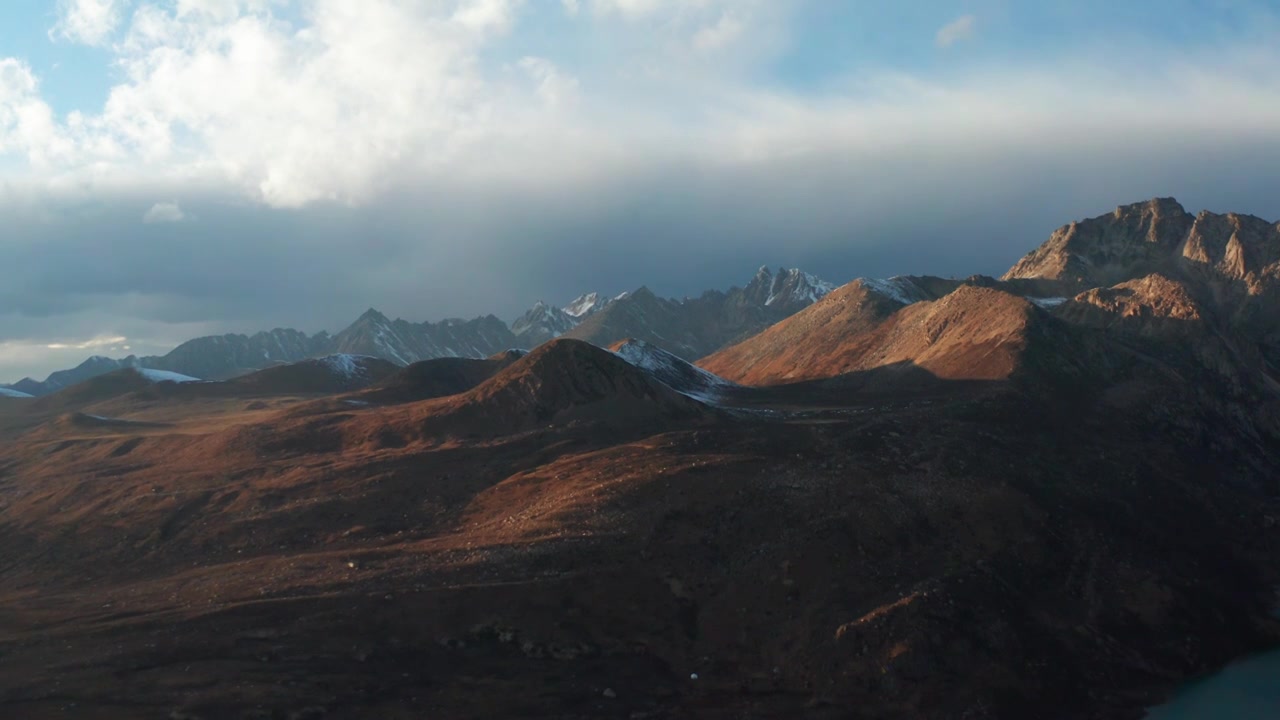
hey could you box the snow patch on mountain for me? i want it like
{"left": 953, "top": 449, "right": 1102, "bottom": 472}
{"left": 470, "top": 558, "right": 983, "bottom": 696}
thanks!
{"left": 749, "top": 266, "right": 837, "bottom": 308}
{"left": 1028, "top": 297, "right": 1068, "bottom": 309}
{"left": 137, "top": 369, "right": 201, "bottom": 384}
{"left": 319, "top": 354, "right": 378, "bottom": 378}
{"left": 512, "top": 301, "right": 578, "bottom": 340}
{"left": 76, "top": 413, "right": 165, "bottom": 427}
{"left": 563, "top": 292, "right": 608, "bottom": 318}
{"left": 612, "top": 338, "right": 739, "bottom": 405}
{"left": 860, "top": 277, "right": 930, "bottom": 306}
{"left": 0, "top": 387, "right": 33, "bottom": 398}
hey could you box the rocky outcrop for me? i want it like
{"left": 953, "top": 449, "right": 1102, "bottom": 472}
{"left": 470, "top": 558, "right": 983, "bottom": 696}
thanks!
{"left": 1002, "top": 197, "right": 1196, "bottom": 290}
{"left": 1004, "top": 198, "right": 1280, "bottom": 364}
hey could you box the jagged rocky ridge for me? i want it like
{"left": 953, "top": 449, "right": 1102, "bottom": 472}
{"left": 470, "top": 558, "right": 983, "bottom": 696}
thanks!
{"left": 4, "top": 267, "right": 835, "bottom": 396}
{"left": 705, "top": 198, "right": 1280, "bottom": 389}
{"left": 563, "top": 267, "right": 835, "bottom": 360}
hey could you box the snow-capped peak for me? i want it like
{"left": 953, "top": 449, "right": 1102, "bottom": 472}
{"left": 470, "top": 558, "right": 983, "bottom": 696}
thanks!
{"left": 759, "top": 267, "right": 837, "bottom": 307}
{"left": 512, "top": 301, "right": 578, "bottom": 340}
{"left": 563, "top": 292, "right": 607, "bottom": 319}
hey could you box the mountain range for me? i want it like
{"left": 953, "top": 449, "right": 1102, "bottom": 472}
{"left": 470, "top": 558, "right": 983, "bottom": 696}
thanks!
{"left": 3, "top": 266, "right": 835, "bottom": 396}
{"left": 3, "top": 197, "right": 1280, "bottom": 718}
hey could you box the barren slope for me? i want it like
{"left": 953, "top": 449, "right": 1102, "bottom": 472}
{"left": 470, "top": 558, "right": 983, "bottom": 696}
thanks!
{"left": 702, "top": 284, "right": 1041, "bottom": 386}
{"left": 697, "top": 280, "right": 903, "bottom": 385}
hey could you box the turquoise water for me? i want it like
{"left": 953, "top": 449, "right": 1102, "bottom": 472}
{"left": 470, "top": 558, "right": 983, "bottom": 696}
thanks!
{"left": 1145, "top": 650, "right": 1280, "bottom": 718}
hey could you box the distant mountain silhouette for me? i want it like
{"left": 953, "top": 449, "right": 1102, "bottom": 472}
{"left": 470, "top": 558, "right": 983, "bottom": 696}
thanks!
{"left": 6, "top": 267, "right": 834, "bottom": 395}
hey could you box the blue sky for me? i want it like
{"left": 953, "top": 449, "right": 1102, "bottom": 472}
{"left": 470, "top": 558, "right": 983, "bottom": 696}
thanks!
{"left": 1, "top": 0, "right": 1279, "bottom": 381}
{"left": 1, "top": 0, "right": 110, "bottom": 113}
{"left": 6, "top": 1, "right": 1276, "bottom": 113}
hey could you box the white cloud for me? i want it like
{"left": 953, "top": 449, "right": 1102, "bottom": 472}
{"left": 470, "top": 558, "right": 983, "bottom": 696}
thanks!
{"left": 45, "top": 335, "right": 128, "bottom": 350}
{"left": 562, "top": 0, "right": 580, "bottom": 17}
{"left": 8, "top": 1, "right": 778, "bottom": 206}
{"left": 519, "top": 57, "right": 580, "bottom": 107}
{"left": 50, "top": 0, "right": 127, "bottom": 46}
{"left": 590, "top": 0, "right": 750, "bottom": 24}
{"left": 452, "top": 0, "right": 521, "bottom": 35}
{"left": 142, "top": 201, "right": 185, "bottom": 223}
{"left": 1, "top": 327, "right": 182, "bottom": 381}
{"left": 936, "top": 15, "right": 976, "bottom": 49}
{"left": 174, "top": 0, "right": 276, "bottom": 22}
{"left": 0, "top": 59, "right": 38, "bottom": 100}
{"left": 0, "top": 59, "right": 76, "bottom": 170}
{"left": 74, "top": 0, "right": 539, "bottom": 207}
{"left": 0, "top": 2, "right": 1277, "bottom": 218}
{"left": 592, "top": 0, "right": 665, "bottom": 18}
{"left": 693, "top": 12, "right": 744, "bottom": 52}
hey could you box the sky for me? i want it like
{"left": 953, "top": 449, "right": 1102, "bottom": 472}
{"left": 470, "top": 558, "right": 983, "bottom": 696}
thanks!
{"left": 2, "top": 0, "right": 1280, "bottom": 382}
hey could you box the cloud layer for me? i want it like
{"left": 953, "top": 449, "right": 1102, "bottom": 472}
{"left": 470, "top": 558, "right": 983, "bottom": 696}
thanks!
{"left": 2, "top": 1, "right": 1280, "bottom": 381}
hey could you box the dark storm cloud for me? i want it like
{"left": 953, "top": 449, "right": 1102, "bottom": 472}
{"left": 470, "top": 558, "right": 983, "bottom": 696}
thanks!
{"left": 4, "top": 120, "right": 1279, "bottom": 384}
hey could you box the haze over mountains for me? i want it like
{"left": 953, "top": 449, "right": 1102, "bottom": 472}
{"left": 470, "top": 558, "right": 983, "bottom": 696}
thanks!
{"left": 3, "top": 267, "right": 835, "bottom": 397}
{"left": 14, "top": 196, "right": 1280, "bottom": 404}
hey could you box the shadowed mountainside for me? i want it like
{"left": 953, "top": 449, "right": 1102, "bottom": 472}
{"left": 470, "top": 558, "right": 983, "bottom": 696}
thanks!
{"left": 356, "top": 349, "right": 527, "bottom": 405}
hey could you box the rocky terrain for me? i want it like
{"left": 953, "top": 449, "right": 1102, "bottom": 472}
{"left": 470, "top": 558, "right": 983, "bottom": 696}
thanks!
{"left": 1, "top": 199, "right": 1278, "bottom": 719}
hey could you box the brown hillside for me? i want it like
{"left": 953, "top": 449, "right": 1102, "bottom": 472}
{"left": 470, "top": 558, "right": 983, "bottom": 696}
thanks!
{"left": 702, "top": 284, "right": 1038, "bottom": 385}
{"left": 244, "top": 339, "right": 716, "bottom": 457}
{"left": 1, "top": 324, "right": 1278, "bottom": 719}
{"left": 698, "top": 280, "right": 902, "bottom": 384}
{"left": 419, "top": 339, "right": 714, "bottom": 437}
